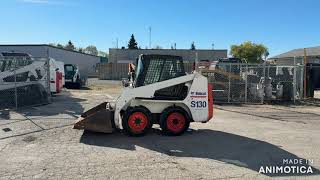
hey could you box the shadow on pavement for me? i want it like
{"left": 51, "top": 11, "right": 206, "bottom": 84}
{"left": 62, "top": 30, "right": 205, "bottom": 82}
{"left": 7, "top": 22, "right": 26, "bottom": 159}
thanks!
{"left": 80, "top": 129, "right": 320, "bottom": 177}
{"left": 17, "top": 91, "right": 86, "bottom": 119}
{"left": 0, "top": 110, "right": 10, "bottom": 120}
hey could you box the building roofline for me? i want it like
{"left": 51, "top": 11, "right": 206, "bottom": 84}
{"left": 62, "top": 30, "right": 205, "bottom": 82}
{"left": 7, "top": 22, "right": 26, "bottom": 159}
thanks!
{"left": 270, "top": 46, "right": 320, "bottom": 59}
{"left": 0, "top": 44, "right": 101, "bottom": 57}
{"left": 269, "top": 55, "right": 320, "bottom": 60}
{"left": 109, "top": 48, "right": 227, "bottom": 51}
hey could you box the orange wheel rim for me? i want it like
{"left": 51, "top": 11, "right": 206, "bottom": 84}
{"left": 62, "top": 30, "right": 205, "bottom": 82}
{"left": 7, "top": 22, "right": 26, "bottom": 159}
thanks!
{"left": 128, "top": 112, "right": 148, "bottom": 133}
{"left": 166, "top": 112, "right": 185, "bottom": 133}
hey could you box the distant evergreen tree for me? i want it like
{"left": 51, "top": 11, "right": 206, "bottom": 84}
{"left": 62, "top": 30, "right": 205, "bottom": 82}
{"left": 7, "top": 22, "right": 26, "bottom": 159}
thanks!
{"left": 57, "top": 44, "right": 63, "bottom": 48}
{"left": 84, "top": 45, "right": 98, "bottom": 56}
{"left": 128, "top": 34, "right": 138, "bottom": 49}
{"left": 191, "top": 42, "right": 196, "bottom": 50}
{"left": 65, "top": 40, "right": 75, "bottom": 51}
{"left": 154, "top": 45, "right": 163, "bottom": 49}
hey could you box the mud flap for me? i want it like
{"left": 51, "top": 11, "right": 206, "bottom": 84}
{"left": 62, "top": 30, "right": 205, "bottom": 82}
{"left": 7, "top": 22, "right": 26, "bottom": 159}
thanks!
{"left": 73, "top": 102, "right": 115, "bottom": 133}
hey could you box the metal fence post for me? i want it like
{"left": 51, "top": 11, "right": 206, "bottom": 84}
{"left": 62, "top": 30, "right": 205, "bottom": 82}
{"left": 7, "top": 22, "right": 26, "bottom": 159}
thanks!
{"left": 245, "top": 64, "right": 248, "bottom": 103}
{"left": 293, "top": 57, "right": 297, "bottom": 103}
{"left": 303, "top": 49, "right": 308, "bottom": 98}
{"left": 14, "top": 65, "right": 18, "bottom": 109}
{"left": 46, "top": 57, "right": 52, "bottom": 103}
{"left": 300, "top": 62, "right": 304, "bottom": 100}
{"left": 261, "top": 62, "right": 266, "bottom": 104}
{"left": 228, "top": 63, "right": 231, "bottom": 103}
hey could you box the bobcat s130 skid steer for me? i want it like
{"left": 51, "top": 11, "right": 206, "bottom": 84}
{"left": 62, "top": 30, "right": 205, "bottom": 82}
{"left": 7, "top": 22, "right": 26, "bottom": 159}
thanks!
{"left": 74, "top": 54, "right": 213, "bottom": 136}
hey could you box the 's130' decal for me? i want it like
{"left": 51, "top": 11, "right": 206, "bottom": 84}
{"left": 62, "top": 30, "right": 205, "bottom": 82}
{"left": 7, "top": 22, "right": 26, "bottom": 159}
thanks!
{"left": 191, "top": 101, "right": 207, "bottom": 108}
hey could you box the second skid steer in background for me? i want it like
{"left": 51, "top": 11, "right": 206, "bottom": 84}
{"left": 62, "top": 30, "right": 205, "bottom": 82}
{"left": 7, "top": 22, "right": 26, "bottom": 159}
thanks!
{"left": 74, "top": 54, "right": 214, "bottom": 136}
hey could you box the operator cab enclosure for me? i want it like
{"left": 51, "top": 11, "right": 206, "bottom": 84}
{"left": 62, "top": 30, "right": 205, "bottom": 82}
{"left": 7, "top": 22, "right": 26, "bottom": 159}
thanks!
{"left": 134, "top": 54, "right": 186, "bottom": 87}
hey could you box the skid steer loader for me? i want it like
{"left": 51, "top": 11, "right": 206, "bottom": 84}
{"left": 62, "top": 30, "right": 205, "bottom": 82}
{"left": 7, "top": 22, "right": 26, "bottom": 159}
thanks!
{"left": 74, "top": 54, "right": 213, "bottom": 136}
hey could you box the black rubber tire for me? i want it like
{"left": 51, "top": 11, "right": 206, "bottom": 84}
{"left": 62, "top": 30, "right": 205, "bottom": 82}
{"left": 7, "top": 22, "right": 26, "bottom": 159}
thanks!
{"left": 122, "top": 106, "right": 153, "bottom": 136}
{"left": 160, "top": 106, "right": 190, "bottom": 136}
{"left": 75, "top": 82, "right": 81, "bottom": 89}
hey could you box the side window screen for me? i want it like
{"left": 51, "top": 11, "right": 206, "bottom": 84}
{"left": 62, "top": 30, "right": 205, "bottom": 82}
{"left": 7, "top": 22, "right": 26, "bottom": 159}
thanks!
{"left": 160, "top": 59, "right": 184, "bottom": 81}
{"left": 176, "top": 60, "right": 182, "bottom": 72}
{"left": 0, "top": 61, "right": 4, "bottom": 72}
{"left": 159, "top": 59, "right": 175, "bottom": 81}
{"left": 144, "top": 59, "right": 164, "bottom": 85}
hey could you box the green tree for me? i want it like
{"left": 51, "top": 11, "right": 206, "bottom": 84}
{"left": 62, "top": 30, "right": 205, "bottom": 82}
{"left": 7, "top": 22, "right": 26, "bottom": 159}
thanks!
{"left": 78, "top": 48, "right": 84, "bottom": 53}
{"left": 128, "top": 34, "right": 138, "bottom": 49}
{"left": 98, "top": 51, "right": 108, "bottom": 57}
{"left": 84, "top": 45, "right": 98, "bottom": 56}
{"left": 56, "top": 44, "right": 63, "bottom": 48}
{"left": 230, "top": 41, "right": 269, "bottom": 63}
{"left": 65, "top": 40, "right": 75, "bottom": 51}
{"left": 191, "top": 42, "right": 196, "bottom": 50}
{"left": 154, "top": 45, "right": 163, "bottom": 49}
{"left": 49, "top": 43, "right": 65, "bottom": 49}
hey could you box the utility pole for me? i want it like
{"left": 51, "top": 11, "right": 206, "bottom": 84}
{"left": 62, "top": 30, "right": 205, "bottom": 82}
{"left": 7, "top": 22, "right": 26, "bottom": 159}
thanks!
{"left": 116, "top": 38, "right": 119, "bottom": 49}
{"left": 212, "top": 43, "right": 215, "bottom": 50}
{"left": 149, "top": 26, "right": 152, "bottom": 49}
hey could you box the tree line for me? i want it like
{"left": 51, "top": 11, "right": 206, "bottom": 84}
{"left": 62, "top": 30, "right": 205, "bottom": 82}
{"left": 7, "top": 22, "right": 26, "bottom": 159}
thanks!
{"left": 49, "top": 41, "right": 103, "bottom": 56}
{"left": 51, "top": 35, "right": 270, "bottom": 63}
{"left": 127, "top": 34, "right": 269, "bottom": 63}
{"left": 127, "top": 34, "right": 197, "bottom": 50}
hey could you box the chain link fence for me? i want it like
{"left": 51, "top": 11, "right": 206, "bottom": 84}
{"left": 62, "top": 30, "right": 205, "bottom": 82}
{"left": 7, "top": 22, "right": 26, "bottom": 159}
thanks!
{"left": 0, "top": 57, "right": 51, "bottom": 109}
{"left": 97, "top": 57, "right": 315, "bottom": 104}
{"left": 200, "top": 57, "right": 305, "bottom": 104}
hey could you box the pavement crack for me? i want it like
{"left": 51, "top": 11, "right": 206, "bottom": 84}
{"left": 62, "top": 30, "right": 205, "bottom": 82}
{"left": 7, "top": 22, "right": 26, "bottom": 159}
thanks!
{"left": 28, "top": 119, "right": 45, "bottom": 130}
{"left": 0, "top": 143, "right": 9, "bottom": 152}
{"left": 0, "top": 123, "right": 74, "bottom": 140}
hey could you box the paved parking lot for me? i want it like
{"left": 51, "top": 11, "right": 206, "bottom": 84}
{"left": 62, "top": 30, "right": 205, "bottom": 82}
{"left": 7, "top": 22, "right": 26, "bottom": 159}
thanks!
{"left": 0, "top": 82, "right": 320, "bottom": 179}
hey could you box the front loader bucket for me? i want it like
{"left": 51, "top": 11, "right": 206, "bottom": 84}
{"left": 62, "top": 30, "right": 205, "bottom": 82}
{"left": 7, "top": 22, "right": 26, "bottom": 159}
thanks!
{"left": 73, "top": 102, "right": 115, "bottom": 133}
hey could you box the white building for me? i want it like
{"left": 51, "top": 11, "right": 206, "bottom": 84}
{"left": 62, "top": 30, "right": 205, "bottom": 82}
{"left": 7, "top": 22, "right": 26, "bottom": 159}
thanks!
{"left": 109, "top": 48, "right": 228, "bottom": 63}
{"left": 269, "top": 46, "right": 320, "bottom": 65}
{"left": 0, "top": 44, "right": 101, "bottom": 77}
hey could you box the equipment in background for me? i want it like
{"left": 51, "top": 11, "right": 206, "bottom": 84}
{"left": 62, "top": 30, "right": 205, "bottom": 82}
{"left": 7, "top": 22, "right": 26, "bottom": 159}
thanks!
{"left": 0, "top": 52, "right": 49, "bottom": 108}
{"left": 306, "top": 63, "right": 320, "bottom": 98}
{"left": 74, "top": 54, "right": 214, "bottom": 136}
{"left": 64, "top": 64, "right": 81, "bottom": 89}
{"left": 122, "top": 63, "right": 136, "bottom": 87}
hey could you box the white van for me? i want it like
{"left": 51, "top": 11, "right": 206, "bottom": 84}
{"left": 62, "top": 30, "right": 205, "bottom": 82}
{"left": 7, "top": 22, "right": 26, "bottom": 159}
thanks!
{"left": 55, "top": 61, "right": 65, "bottom": 87}
{"left": 49, "top": 59, "right": 64, "bottom": 94}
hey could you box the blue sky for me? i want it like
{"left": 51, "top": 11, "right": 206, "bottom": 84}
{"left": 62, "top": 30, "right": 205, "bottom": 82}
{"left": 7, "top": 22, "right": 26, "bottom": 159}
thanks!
{"left": 1, "top": 0, "right": 320, "bottom": 56}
